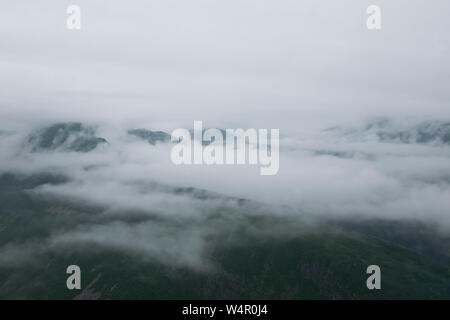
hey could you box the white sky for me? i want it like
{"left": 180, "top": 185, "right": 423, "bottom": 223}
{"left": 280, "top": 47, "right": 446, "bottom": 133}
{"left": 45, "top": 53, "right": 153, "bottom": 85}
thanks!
{"left": 0, "top": 0, "right": 449, "bottom": 131}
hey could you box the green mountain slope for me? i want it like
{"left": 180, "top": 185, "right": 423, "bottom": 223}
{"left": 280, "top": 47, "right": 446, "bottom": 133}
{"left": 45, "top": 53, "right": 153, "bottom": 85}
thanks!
{"left": 0, "top": 173, "right": 449, "bottom": 299}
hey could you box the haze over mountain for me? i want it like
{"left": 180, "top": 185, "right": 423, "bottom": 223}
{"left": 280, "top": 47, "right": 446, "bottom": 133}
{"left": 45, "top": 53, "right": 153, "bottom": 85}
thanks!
{"left": 1, "top": 1, "right": 449, "bottom": 299}
{"left": 325, "top": 118, "right": 450, "bottom": 145}
{"left": 1, "top": 1, "right": 450, "bottom": 131}
{"left": 27, "top": 123, "right": 108, "bottom": 153}
{"left": 0, "top": 119, "right": 449, "bottom": 299}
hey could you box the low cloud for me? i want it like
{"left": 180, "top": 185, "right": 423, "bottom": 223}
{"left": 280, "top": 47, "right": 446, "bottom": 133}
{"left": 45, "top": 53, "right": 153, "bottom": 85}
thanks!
{"left": 1, "top": 118, "right": 450, "bottom": 270}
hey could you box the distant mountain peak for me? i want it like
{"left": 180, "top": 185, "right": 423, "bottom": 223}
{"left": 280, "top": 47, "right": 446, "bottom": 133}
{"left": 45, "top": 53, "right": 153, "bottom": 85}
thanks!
{"left": 128, "top": 128, "right": 171, "bottom": 145}
{"left": 325, "top": 118, "right": 450, "bottom": 146}
{"left": 28, "top": 122, "right": 108, "bottom": 153}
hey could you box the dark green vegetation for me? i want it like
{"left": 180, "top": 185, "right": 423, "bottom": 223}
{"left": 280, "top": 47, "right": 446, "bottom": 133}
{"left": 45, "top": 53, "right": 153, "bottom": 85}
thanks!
{"left": 128, "top": 129, "right": 171, "bottom": 145}
{"left": 327, "top": 118, "right": 450, "bottom": 145}
{"left": 28, "top": 123, "right": 107, "bottom": 152}
{"left": 0, "top": 173, "right": 449, "bottom": 300}
{"left": 127, "top": 128, "right": 227, "bottom": 146}
{"left": 376, "top": 121, "right": 450, "bottom": 145}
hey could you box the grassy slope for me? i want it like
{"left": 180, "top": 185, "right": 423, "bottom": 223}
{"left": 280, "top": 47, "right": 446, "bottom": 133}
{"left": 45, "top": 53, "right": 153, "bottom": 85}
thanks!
{"left": 0, "top": 173, "right": 449, "bottom": 299}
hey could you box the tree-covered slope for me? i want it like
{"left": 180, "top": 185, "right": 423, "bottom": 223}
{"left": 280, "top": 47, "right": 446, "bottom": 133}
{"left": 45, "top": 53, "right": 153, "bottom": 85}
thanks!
{"left": 0, "top": 173, "right": 448, "bottom": 300}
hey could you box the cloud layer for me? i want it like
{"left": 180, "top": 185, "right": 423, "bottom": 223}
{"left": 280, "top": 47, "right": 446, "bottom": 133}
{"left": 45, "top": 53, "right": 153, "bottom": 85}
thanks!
{"left": 1, "top": 118, "right": 450, "bottom": 270}
{"left": 1, "top": 1, "right": 450, "bottom": 270}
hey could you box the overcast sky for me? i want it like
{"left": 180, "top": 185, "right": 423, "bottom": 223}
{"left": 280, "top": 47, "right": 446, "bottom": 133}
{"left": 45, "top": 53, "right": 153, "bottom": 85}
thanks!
{"left": 1, "top": 0, "right": 449, "bottom": 131}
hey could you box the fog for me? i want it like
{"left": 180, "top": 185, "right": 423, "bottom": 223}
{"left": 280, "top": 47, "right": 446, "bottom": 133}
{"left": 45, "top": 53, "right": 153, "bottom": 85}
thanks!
{"left": 1, "top": 119, "right": 450, "bottom": 269}
{"left": 1, "top": 1, "right": 450, "bottom": 270}
{"left": 1, "top": 1, "right": 450, "bottom": 130}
